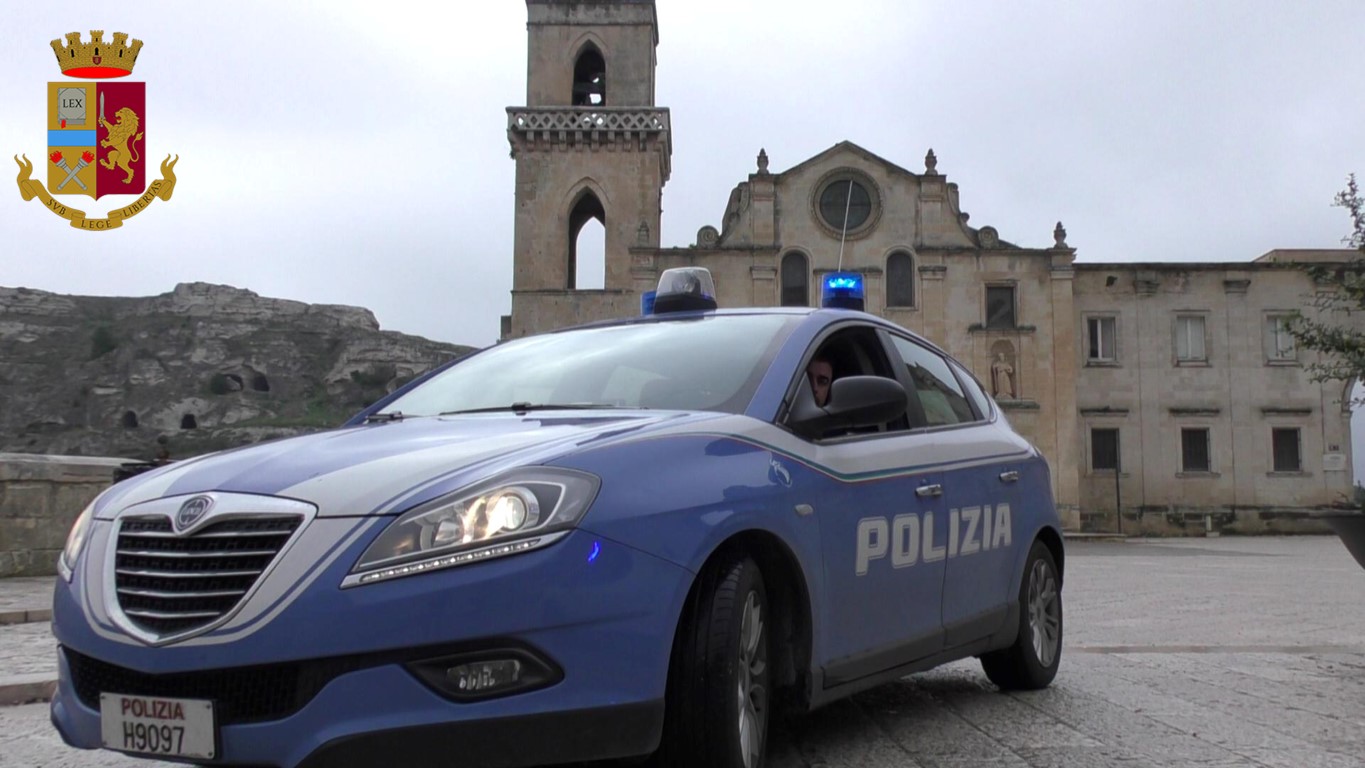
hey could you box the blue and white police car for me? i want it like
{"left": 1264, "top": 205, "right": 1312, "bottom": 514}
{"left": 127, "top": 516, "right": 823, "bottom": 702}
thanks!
{"left": 51, "top": 268, "right": 1064, "bottom": 768}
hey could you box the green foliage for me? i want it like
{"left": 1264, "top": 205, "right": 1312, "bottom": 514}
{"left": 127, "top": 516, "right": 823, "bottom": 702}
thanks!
{"left": 90, "top": 325, "right": 118, "bottom": 359}
{"left": 233, "top": 394, "right": 347, "bottom": 429}
{"left": 1290, "top": 174, "right": 1365, "bottom": 388}
{"left": 349, "top": 364, "right": 396, "bottom": 389}
{"left": 208, "top": 373, "right": 233, "bottom": 395}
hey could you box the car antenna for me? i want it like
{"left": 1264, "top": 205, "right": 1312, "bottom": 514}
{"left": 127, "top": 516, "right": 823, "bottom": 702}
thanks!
{"left": 836, "top": 178, "right": 854, "bottom": 270}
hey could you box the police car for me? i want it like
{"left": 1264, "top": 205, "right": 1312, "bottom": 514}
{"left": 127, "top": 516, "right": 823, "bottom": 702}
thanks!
{"left": 51, "top": 268, "right": 1064, "bottom": 768}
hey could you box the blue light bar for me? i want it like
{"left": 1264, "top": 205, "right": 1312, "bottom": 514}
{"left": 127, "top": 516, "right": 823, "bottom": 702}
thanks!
{"left": 641, "top": 290, "right": 657, "bottom": 315}
{"left": 821, "top": 271, "right": 865, "bottom": 311}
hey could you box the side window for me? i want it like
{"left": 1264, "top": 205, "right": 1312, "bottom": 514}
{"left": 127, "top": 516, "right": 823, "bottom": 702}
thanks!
{"left": 795, "top": 324, "right": 905, "bottom": 435}
{"left": 951, "top": 360, "right": 992, "bottom": 421}
{"left": 889, "top": 336, "right": 975, "bottom": 427}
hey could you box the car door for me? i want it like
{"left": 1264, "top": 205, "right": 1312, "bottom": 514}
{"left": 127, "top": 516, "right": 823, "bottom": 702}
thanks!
{"left": 785, "top": 324, "right": 948, "bottom": 686}
{"left": 888, "top": 335, "right": 1022, "bottom": 647}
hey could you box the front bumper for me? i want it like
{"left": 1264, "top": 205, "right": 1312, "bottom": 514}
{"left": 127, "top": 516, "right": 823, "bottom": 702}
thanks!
{"left": 50, "top": 528, "right": 690, "bottom": 767}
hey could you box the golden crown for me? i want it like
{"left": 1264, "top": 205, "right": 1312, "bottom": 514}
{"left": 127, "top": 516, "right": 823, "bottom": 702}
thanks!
{"left": 51, "top": 31, "right": 143, "bottom": 79}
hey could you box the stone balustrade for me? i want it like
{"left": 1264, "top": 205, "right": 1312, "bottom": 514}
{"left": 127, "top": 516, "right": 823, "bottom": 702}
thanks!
{"left": 0, "top": 453, "right": 128, "bottom": 577}
{"left": 507, "top": 106, "right": 670, "bottom": 135}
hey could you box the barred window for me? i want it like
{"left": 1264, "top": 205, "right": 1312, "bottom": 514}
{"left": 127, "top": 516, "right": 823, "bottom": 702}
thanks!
{"left": 1091, "top": 428, "right": 1119, "bottom": 471}
{"left": 1272, "top": 428, "right": 1302, "bottom": 472}
{"left": 1181, "top": 428, "right": 1210, "bottom": 473}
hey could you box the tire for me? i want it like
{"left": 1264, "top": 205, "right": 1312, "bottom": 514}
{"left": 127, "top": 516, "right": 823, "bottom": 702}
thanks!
{"left": 652, "top": 553, "right": 771, "bottom": 768}
{"left": 981, "top": 540, "right": 1062, "bottom": 690}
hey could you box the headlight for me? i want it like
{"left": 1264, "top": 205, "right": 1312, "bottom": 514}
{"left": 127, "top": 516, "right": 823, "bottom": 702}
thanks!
{"left": 59, "top": 500, "right": 97, "bottom": 582}
{"left": 348, "top": 467, "right": 600, "bottom": 585}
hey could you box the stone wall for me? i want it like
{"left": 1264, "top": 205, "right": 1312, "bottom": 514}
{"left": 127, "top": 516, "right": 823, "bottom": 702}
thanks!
{"left": 0, "top": 453, "right": 124, "bottom": 577}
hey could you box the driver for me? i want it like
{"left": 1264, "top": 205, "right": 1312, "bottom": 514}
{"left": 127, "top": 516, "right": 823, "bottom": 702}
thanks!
{"left": 806, "top": 357, "right": 833, "bottom": 407}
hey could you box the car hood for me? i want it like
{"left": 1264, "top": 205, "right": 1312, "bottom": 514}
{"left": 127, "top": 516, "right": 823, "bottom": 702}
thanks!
{"left": 95, "top": 410, "right": 724, "bottom": 518}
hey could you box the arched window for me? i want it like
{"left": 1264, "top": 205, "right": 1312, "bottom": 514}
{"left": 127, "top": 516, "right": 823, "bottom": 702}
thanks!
{"left": 781, "top": 252, "right": 808, "bottom": 307}
{"left": 568, "top": 190, "right": 606, "bottom": 290}
{"left": 572, "top": 46, "right": 606, "bottom": 106}
{"left": 886, "top": 251, "right": 915, "bottom": 307}
{"left": 180, "top": 414, "right": 198, "bottom": 430}
{"left": 121, "top": 410, "right": 138, "bottom": 429}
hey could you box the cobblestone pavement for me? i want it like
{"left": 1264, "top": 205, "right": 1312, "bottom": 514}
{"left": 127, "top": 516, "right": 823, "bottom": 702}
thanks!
{"left": 3, "top": 536, "right": 1363, "bottom": 767}
{"left": 4, "top": 622, "right": 57, "bottom": 677}
{"left": 0, "top": 576, "right": 53, "bottom": 615}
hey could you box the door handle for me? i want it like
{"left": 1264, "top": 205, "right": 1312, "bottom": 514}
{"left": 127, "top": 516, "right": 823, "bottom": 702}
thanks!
{"left": 999, "top": 470, "right": 1020, "bottom": 483}
{"left": 915, "top": 484, "right": 943, "bottom": 498}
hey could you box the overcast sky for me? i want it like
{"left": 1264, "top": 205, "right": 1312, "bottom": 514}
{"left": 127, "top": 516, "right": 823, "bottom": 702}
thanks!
{"left": 2, "top": 0, "right": 1363, "bottom": 349}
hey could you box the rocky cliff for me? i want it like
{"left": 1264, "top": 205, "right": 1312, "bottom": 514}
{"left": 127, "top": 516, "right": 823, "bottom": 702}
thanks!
{"left": 0, "top": 283, "right": 475, "bottom": 459}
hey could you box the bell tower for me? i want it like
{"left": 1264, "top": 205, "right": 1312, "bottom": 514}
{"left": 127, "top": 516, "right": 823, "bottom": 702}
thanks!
{"left": 504, "top": 0, "right": 671, "bottom": 338}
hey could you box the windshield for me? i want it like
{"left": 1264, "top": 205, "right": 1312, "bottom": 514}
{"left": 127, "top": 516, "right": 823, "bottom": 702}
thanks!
{"left": 380, "top": 313, "right": 799, "bottom": 417}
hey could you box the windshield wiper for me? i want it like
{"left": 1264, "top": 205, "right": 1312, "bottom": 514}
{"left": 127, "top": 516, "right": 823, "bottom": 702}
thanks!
{"left": 363, "top": 411, "right": 407, "bottom": 423}
{"left": 438, "top": 403, "right": 640, "bottom": 416}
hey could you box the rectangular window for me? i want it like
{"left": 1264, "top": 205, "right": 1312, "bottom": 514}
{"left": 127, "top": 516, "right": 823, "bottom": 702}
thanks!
{"left": 1087, "top": 317, "right": 1117, "bottom": 362}
{"left": 1091, "top": 428, "right": 1119, "bottom": 471}
{"left": 1181, "top": 428, "right": 1211, "bottom": 473}
{"left": 985, "top": 286, "right": 1016, "bottom": 329}
{"left": 1272, "top": 428, "right": 1302, "bottom": 472}
{"left": 1175, "top": 315, "right": 1206, "bottom": 362}
{"left": 1264, "top": 315, "right": 1297, "bottom": 362}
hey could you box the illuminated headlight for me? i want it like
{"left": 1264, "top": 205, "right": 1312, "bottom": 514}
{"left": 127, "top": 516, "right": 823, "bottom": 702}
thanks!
{"left": 349, "top": 467, "right": 599, "bottom": 585}
{"left": 59, "top": 500, "right": 97, "bottom": 582}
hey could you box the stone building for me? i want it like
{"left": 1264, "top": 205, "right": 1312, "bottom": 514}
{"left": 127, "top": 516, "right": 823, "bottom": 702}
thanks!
{"left": 502, "top": 0, "right": 1358, "bottom": 531}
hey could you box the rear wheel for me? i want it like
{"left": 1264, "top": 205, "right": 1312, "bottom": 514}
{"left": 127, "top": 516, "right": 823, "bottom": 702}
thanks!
{"left": 981, "top": 540, "right": 1062, "bottom": 690}
{"left": 653, "top": 553, "right": 770, "bottom": 768}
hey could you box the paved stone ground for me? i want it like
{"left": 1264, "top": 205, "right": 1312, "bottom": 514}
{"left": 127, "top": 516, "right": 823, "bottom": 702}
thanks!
{"left": 0, "top": 576, "right": 53, "bottom": 616}
{"left": 2, "top": 536, "right": 1363, "bottom": 767}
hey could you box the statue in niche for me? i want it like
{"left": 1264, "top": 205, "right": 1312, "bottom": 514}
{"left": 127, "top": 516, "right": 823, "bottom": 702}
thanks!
{"left": 991, "top": 351, "right": 1017, "bottom": 400}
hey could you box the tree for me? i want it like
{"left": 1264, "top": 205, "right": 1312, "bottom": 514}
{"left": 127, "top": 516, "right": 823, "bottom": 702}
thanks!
{"left": 89, "top": 325, "right": 118, "bottom": 359}
{"left": 1290, "top": 174, "right": 1365, "bottom": 389}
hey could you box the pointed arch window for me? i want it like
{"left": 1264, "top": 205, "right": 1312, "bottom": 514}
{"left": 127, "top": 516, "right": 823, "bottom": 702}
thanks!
{"left": 568, "top": 190, "right": 606, "bottom": 290}
{"left": 780, "top": 251, "right": 808, "bottom": 307}
{"left": 886, "top": 251, "right": 915, "bottom": 307}
{"left": 572, "top": 46, "right": 606, "bottom": 106}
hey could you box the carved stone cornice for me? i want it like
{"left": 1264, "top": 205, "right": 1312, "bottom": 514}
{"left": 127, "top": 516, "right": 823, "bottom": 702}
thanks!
{"left": 506, "top": 107, "right": 672, "bottom": 180}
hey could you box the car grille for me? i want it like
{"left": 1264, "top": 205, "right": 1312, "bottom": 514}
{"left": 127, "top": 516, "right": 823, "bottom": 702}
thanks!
{"left": 114, "top": 515, "right": 302, "bottom": 637}
{"left": 64, "top": 646, "right": 315, "bottom": 725}
{"left": 62, "top": 640, "right": 527, "bottom": 726}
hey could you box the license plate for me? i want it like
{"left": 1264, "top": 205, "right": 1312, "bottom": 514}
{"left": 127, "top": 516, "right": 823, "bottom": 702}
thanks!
{"left": 100, "top": 693, "right": 216, "bottom": 760}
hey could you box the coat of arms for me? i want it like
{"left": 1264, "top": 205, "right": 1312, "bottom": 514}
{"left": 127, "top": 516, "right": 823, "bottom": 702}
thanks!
{"left": 13, "top": 31, "right": 178, "bottom": 231}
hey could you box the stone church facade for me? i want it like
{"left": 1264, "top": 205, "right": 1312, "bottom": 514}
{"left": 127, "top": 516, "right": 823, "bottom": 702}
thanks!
{"left": 503, "top": 0, "right": 1357, "bottom": 531}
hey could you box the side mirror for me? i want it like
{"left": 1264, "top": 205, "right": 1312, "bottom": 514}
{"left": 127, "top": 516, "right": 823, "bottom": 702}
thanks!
{"left": 788, "top": 375, "right": 908, "bottom": 439}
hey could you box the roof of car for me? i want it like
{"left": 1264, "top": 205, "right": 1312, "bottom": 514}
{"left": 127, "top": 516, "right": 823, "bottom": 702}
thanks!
{"left": 555, "top": 306, "right": 880, "bottom": 333}
{"left": 548, "top": 306, "right": 956, "bottom": 358}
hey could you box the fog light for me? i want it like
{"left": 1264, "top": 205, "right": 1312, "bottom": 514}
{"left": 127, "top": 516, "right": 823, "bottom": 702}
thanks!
{"left": 407, "top": 647, "right": 561, "bottom": 701}
{"left": 448, "top": 659, "right": 522, "bottom": 694}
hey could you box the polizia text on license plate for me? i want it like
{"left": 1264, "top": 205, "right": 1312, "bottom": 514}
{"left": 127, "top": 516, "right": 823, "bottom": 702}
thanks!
{"left": 99, "top": 693, "right": 216, "bottom": 760}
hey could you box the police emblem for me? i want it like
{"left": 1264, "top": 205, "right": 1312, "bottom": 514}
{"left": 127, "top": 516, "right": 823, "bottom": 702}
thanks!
{"left": 174, "top": 496, "right": 214, "bottom": 534}
{"left": 13, "top": 31, "right": 178, "bottom": 230}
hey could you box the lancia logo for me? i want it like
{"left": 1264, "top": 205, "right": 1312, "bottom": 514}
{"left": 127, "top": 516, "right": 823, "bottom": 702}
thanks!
{"left": 174, "top": 496, "right": 213, "bottom": 533}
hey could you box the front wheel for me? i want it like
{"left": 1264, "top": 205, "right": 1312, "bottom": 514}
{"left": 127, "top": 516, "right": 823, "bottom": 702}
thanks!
{"left": 981, "top": 540, "right": 1062, "bottom": 690}
{"left": 652, "top": 553, "right": 770, "bottom": 768}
